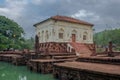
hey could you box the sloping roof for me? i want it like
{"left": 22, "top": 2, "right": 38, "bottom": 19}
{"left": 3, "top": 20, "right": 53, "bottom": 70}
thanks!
{"left": 34, "top": 15, "right": 94, "bottom": 26}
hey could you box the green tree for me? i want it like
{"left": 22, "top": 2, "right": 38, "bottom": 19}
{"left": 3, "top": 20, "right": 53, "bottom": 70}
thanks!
{"left": 0, "top": 15, "right": 24, "bottom": 50}
{"left": 94, "top": 28, "right": 120, "bottom": 50}
{"left": 21, "top": 37, "right": 35, "bottom": 50}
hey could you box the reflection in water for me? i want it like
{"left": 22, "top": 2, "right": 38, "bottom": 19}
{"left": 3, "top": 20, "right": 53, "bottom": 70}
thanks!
{"left": 19, "top": 75, "right": 27, "bottom": 80}
{"left": 0, "top": 62, "right": 55, "bottom": 80}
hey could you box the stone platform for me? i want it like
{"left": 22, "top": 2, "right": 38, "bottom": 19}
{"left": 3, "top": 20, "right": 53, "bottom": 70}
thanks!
{"left": 76, "top": 56, "right": 120, "bottom": 65}
{"left": 53, "top": 61, "right": 120, "bottom": 80}
{"left": 0, "top": 54, "right": 25, "bottom": 65}
{"left": 27, "top": 58, "right": 76, "bottom": 74}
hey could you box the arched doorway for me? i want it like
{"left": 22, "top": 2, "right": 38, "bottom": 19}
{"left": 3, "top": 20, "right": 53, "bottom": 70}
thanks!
{"left": 72, "top": 30, "right": 77, "bottom": 42}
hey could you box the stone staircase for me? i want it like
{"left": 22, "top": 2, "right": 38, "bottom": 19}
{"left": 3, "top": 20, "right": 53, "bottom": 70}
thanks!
{"left": 68, "top": 42, "right": 93, "bottom": 56}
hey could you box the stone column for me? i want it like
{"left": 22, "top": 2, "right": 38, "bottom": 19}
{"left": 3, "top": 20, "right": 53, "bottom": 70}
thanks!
{"left": 108, "top": 41, "right": 114, "bottom": 57}
{"left": 35, "top": 35, "right": 39, "bottom": 54}
{"left": 109, "top": 41, "right": 113, "bottom": 52}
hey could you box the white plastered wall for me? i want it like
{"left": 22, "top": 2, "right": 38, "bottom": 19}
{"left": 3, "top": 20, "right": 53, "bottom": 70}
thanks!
{"left": 35, "top": 19, "right": 93, "bottom": 44}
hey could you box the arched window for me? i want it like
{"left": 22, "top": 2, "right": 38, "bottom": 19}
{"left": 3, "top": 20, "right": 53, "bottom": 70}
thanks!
{"left": 38, "top": 32, "right": 40, "bottom": 37}
{"left": 83, "top": 32, "right": 88, "bottom": 40}
{"left": 59, "top": 28, "right": 64, "bottom": 39}
{"left": 42, "top": 31, "right": 44, "bottom": 41}
{"left": 52, "top": 29, "right": 55, "bottom": 36}
{"left": 46, "top": 30, "right": 49, "bottom": 40}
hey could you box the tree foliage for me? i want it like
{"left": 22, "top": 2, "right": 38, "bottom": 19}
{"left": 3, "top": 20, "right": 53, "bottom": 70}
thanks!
{"left": 0, "top": 15, "right": 34, "bottom": 50}
{"left": 94, "top": 28, "right": 120, "bottom": 49}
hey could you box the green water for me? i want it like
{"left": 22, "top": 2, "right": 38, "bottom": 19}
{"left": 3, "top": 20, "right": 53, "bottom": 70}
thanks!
{"left": 0, "top": 62, "right": 56, "bottom": 80}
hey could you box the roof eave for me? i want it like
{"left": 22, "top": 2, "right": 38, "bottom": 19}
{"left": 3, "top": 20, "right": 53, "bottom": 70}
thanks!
{"left": 33, "top": 16, "right": 94, "bottom": 27}
{"left": 33, "top": 18, "right": 51, "bottom": 27}
{"left": 52, "top": 18, "right": 94, "bottom": 27}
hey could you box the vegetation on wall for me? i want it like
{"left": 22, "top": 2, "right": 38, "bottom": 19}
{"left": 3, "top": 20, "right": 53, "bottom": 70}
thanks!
{"left": 0, "top": 15, "right": 34, "bottom": 51}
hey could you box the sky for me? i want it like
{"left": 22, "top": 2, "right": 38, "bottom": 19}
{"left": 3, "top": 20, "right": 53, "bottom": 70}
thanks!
{"left": 0, "top": 0, "right": 120, "bottom": 38}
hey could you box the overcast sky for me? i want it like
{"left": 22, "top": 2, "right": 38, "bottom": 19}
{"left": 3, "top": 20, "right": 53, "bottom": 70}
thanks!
{"left": 0, "top": 0, "right": 120, "bottom": 38}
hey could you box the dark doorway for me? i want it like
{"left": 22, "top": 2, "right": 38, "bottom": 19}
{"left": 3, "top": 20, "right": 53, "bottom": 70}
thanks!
{"left": 72, "top": 34, "right": 76, "bottom": 42}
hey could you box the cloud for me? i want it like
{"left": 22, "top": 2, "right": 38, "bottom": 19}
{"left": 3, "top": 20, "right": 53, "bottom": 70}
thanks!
{"left": 0, "top": 0, "right": 32, "bottom": 38}
{"left": 72, "top": 10, "right": 89, "bottom": 18}
{"left": 0, "top": 0, "right": 120, "bottom": 38}
{"left": 30, "top": 0, "right": 56, "bottom": 5}
{"left": 5, "top": 0, "right": 28, "bottom": 19}
{"left": 30, "top": 0, "right": 42, "bottom": 5}
{"left": 0, "top": 0, "right": 28, "bottom": 20}
{"left": 0, "top": 8, "right": 9, "bottom": 13}
{"left": 71, "top": 9, "right": 100, "bottom": 22}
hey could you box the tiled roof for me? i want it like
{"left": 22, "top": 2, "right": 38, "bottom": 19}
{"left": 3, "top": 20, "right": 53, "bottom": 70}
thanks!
{"left": 34, "top": 15, "right": 94, "bottom": 26}
{"left": 51, "top": 15, "right": 94, "bottom": 26}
